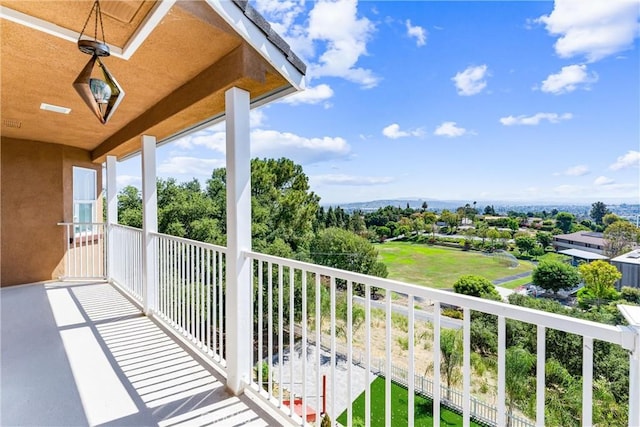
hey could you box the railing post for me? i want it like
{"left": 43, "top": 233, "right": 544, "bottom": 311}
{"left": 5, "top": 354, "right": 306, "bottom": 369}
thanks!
{"left": 225, "top": 87, "right": 251, "bottom": 395}
{"left": 618, "top": 305, "right": 640, "bottom": 427}
{"left": 105, "top": 155, "right": 118, "bottom": 281}
{"left": 142, "top": 135, "right": 158, "bottom": 315}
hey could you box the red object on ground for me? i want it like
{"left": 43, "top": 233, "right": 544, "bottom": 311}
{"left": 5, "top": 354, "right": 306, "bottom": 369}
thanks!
{"left": 283, "top": 398, "right": 316, "bottom": 422}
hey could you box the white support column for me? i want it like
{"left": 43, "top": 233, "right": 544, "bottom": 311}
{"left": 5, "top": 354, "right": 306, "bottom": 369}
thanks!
{"left": 142, "top": 135, "right": 158, "bottom": 316}
{"left": 225, "top": 87, "right": 251, "bottom": 395}
{"left": 106, "top": 155, "right": 118, "bottom": 280}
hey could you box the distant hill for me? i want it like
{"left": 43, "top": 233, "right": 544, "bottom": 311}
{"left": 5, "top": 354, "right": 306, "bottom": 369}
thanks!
{"left": 327, "top": 199, "right": 468, "bottom": 212}
{"left": 325, "top": 199, "right": 639, "bottom": 220}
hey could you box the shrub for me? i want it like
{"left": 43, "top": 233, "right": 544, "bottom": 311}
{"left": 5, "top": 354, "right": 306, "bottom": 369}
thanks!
{"left": 442, "top": 308, "right": 463, "bottom": 319}
{"left": 621, "top": 287, "right": 640, "bottom": 304}
{"left": 453, "top": 274, "right": 501, "bottom": 299}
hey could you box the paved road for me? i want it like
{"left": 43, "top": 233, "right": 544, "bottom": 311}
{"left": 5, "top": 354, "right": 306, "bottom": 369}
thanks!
{"left": 353, "top": 295, "right": 462, "bottom": 330}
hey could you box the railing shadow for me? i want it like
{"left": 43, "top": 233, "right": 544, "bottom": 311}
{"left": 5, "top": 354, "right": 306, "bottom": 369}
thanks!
{"left": 1, "top": 281, "right": 276, "bottom": 427}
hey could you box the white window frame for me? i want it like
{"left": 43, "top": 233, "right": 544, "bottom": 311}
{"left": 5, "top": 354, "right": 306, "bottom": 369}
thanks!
{"left": 72, "top": 166, "right": 97, "bottom": 234}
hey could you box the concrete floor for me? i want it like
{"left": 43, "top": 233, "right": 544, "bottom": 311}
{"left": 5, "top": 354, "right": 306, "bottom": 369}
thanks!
{"left": 1, "top": 281, "right": 278, "bottom": 427}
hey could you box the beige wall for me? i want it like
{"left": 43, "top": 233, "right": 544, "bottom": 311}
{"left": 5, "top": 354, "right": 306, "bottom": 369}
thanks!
{"left": 1, "top": 138, "right": 102, "bottom": 287}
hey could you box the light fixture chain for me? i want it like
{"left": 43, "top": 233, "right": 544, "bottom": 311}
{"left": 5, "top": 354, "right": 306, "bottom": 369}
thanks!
{"left": 78, "top": 1, "right": 96, "bottom": 40}
{"left": 97, "top": 0, "right": 106, "bottom": 43}
{"left": 93, "top": 1, "right": 98, "bottom": 41}
{"left": 77, "top": 0, "right": 105, "bottom": 43}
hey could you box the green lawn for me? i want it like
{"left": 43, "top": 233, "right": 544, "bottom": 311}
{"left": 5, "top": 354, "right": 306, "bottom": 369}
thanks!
{"left": 336, "top": 377, "right": 483, "bottom": 427}
{"left": 499, "top": 276, "right": 532, "bottom": 290}
{"left": 376, "top": 242, "right": 533, "bottom": 289}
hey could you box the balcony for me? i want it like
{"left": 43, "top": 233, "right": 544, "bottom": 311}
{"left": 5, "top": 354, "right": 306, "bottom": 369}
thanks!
{"left": 2, "top": 222, "right": 638, "bottom": 426}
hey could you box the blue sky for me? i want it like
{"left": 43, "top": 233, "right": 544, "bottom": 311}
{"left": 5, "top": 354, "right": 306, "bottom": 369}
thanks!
{"left": 117, "top": 0, "right": 640, "bottom": 205}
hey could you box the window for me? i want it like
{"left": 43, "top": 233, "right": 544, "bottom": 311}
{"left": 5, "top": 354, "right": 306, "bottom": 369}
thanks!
{"left": 73, "top": 167, "right": 96, "bottom": 233}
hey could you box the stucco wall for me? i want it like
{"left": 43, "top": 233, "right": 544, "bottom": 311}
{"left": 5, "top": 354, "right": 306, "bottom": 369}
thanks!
{"left": 1, "top": 138, "right": 102, "bottom": 287}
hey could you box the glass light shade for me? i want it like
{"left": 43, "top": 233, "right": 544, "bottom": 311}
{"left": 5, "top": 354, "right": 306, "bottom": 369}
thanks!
{"left": 89, "top": 78, "right": 111, "bottom": 104}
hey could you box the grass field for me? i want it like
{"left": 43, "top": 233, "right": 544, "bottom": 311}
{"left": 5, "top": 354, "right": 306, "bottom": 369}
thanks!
{"left": 499, "top": 276, "right": 532, "bottom": 289}
{"left": 376, "top": 242, "right": 533, "bottom": 289}
{"left": 336, "top": 377, "right": 483, "bottom": 427}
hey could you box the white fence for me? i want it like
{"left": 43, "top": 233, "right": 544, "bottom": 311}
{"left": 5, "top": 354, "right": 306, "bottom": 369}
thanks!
{"left": 307, "top": 333, "right": 534, "bottom": 427}
{"left": 58, "top": 222, "right": 105, "bottom": 280}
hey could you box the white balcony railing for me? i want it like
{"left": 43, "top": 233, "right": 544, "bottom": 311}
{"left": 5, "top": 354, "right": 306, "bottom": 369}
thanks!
{"left": 152, "top": 232, "right": 227, "bottom": 367}
{"left": 73, "top": 224, "right": 639, "bottom": 427}
{"left": 58, "top": 222, "right": 106, "bottom": 280}
{"left": 109, "top": 224, "right": 143, "bottom": 303}
{"left": 245, "top": 251, "right": 637, "bottom": 427}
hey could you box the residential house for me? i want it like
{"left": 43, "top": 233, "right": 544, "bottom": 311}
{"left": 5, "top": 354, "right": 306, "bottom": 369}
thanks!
{"left": 553, "top": 231, "right": 606, "bottom": 255}
{"left": 611, "top": 250, "right": 640, "bottom": 289}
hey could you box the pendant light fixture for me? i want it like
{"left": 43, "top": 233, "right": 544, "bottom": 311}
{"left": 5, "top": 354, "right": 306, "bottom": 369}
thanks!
{"left": 73, "top": 0, "right": 125, "bottom": 124}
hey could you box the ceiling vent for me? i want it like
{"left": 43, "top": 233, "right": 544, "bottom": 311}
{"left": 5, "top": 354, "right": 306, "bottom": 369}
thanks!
{"left": 2, "top": 119, "right": 22, "bottom": 128}
{"left": 40, "top": 103, "right": 71, "bottom": 114}
{"left": 100, "top": 1, "right": 145, "bottom": 24}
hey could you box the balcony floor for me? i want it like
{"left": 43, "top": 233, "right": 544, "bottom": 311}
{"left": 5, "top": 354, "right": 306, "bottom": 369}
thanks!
{"left": 1, "top": 281, "right": 278, "bottom": 427}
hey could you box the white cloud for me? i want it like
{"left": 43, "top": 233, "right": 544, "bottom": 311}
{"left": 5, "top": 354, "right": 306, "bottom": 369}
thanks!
{"left": 540, "top": 64, "right": 598, "bottom": 94}
{"left": 610, "top": 150, "right": 640, "bottom": 170}
{"left": 158, "top": 157, "right": 225, "bottom": 176}
{"left": 382, "top": 123, "right": 424, "bottom": 139}
{"left": 116, "top": 175, "right": 141, "bottom": 190}
{"left": 594, "top": 176, "right": 615, "bottom": 186}
{"left": 554, "top": 165, "right": 590, "bottom": 176}
{"left": 307, "top": 0, "right": 379, "bottom": 88}
{"left": 170, "top": 125, "right": 351, "bottom": 166}
{"left": 280, "top": 84, "right": 334, "bottom": 106}
{"left": 406, "top": 20, "right": 427, "bottom": 46}
{"left": 311, "top": 174, "right": 395, "bottom": 186}
{"left": 452, "top": 65, "right": 489, "bottom": 96}
{"left": 251, "top": 129, "right": 351, "bottom": 164}
{"left": 254, "top": 0, "right": 379, "bottom": 88}
{"left": 536, "top": 0, "right": 640, "bottom": 62}
{"left": 434, "top": 121, "right": 468, "bottom": 138}
{"left": 500, "top": 112, "right": 573, "bottom": 126}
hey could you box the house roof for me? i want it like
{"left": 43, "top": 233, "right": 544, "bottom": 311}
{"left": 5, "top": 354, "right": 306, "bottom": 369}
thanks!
{"left": 553, "top": 231, "right": 604, "bottom": 246}
{"left": 558, "top": 248, "right": 609, "bottom": 261}
{"left": 611, "top": 250, "right": 640, "bottom": 266}
{"left": 0, "top": 0, "right": 306, "bottom": 162}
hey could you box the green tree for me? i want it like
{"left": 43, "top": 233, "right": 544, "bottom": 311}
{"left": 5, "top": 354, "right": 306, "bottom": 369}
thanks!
{"left": 514, "top": 235, "right": 537, "bottom": 255}
{"left": 590, "top": 201, "right": 610, "bottom": 225}
{"left": 603, "top": 220, "right": 640, "bottom": 257}
{"left": 310, "top": 227, "right": 388, "bottom": 279}
{"left": 439, "top": 329, "right": 463, "bottom": 399}
{"left": 117, "top": 185, "right": 142, "bottom": 228}
{"left": 536, "top": 231, "right": 553, "bottom": 248}
{"left": 532, "top": 260, "right": 580, "bottom": 294}
{"left": 439, "top": 209, "right": 459, "bottom": 233}
{"left": 505, "top": 347, "right": 535, "bottom": 426}
{"left": 603, "top": 213, "right": 621, "bottom": 227}
{"left": 453, "top": 274, "right": 500, "bottom": 299}
{"left": 555, "top": 212, "right": 575, "bottom": 234}
{"left": 578, "top": 260, "right": 622, "bottom": 308}
{"left": 507, "top": 217, "right": 519, "bottom": 236}
{"left": 207, "top": 158, "right": 320, "bottom": 253}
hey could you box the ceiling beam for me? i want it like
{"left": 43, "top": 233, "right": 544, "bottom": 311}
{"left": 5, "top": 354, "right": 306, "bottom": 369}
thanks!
{"left": 91, "top": 44, "right": 266, "bottom": 162}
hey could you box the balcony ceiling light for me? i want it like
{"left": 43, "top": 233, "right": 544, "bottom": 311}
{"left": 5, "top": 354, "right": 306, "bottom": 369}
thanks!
{"left": 72, "top": 0, "right": 125, "bottom": 124}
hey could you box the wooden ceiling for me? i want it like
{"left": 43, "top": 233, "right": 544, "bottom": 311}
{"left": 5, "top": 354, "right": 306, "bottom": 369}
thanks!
{"left": 0, "top": 1, "right": 304, "bottom": 162}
